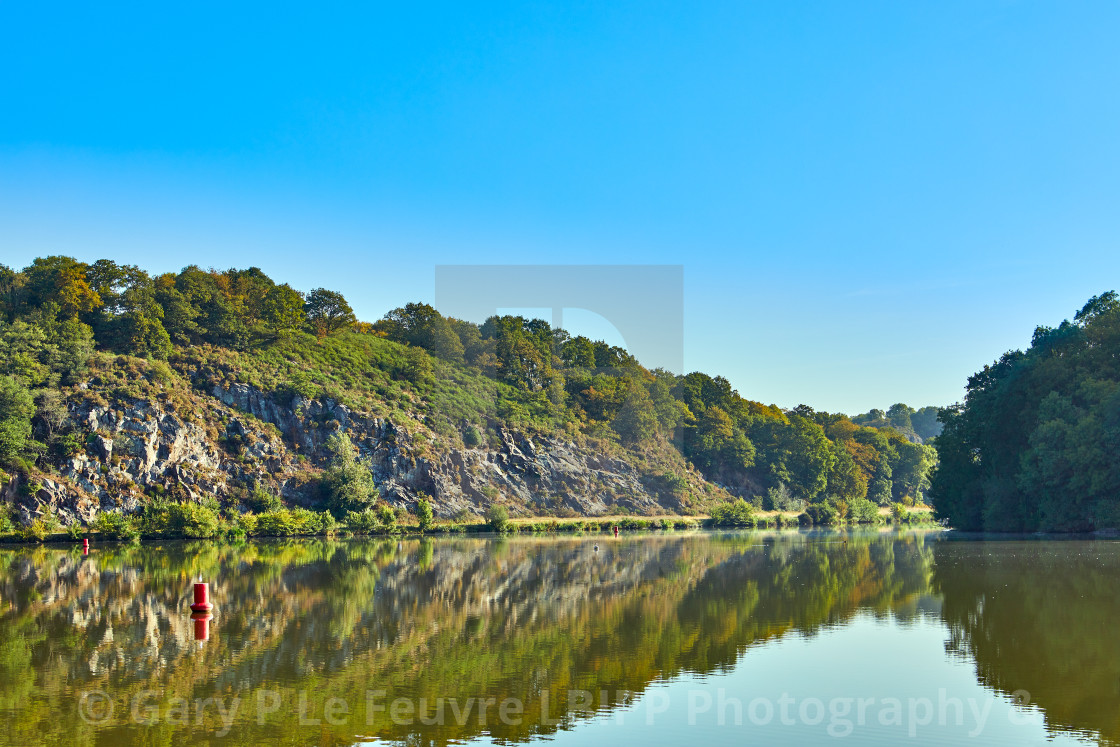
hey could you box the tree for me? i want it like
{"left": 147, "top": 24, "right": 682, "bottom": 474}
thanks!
{"left": 931, "top": 292, "right": 1120, "bottom": 531}
{"left": 612, "top": 382, "right": 658, "bottom": 444}
{"left": 486, "top": 504, "right": 510, "bottom": 532}
{"left": 377, "top": 303, "right": 465, "bottom": 361}
{"left": 826, "top": 440, "right": 868, "bottom": 502}
{"left": 22, "top": 256, "right": 101, "bottom": 320}
{"left": 0, "top": 376, "right": 39, "bottom": 467}
{"left": 304, "top": 288, "right": 356, "bottom": 337}
{"left": 416, "top": 497, "right": 434, "bottom": 531}
{"left": 262, "top": 284, "right": 306, "bottom": 338}
{"left": 321, "top": 433, "right": 378, "bottom": 517}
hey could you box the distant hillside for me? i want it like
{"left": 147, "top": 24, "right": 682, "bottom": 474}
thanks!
{"left": 0, "top": 256, "right": 936, "bottom": 532}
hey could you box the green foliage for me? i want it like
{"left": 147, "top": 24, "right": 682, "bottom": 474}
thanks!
{"left": 376, "top": 503, "right": 397, "bottom": 529}
{"left": 93, "top": 511, "right": 140, "bottom": 541}
{"left": 708, "top": 498, "right": 756, "bottom": 527}
{"left": 255, "top": 507, "right": 332, "bottom": 536}
{"left": 847, "top": 496, "right": 879, "bottom": 524}
{"left": 462, "top": 425, "right": 482, "bottom": 448}
{"left": 763, "top": 483, "right": 805, "bottom": 512}
{"left": 0, "top": 376, "right": 40, "bottom": 468}
{"left": 416, "top": 497, "right": 434, "bottom": 531}
{"left": 611, "top": 382, "right": 658, "bottom": 444}
{"left": 138, "top": 500, "right": 221, "bottom": 538}
{"left": 304, "top": 288, "right": 356, "bottom": 336}
{"left": 320, "top": 433, "right": 379, "bottom": 517}
{"left": 801, "top": 503, "right": 840, "bottom": 526}
{"left": 344, "top": 508, "right": 381, "bottom": 534}
{"left": 486, "top": 504, "right": 510, "bottom": 532}
{"left": 245, "top": 486, "right": 283, "bottom": 513}
{"left": 932, "top": 292, "right": 1120, "bottom": 531}
{"left": 0, "top": 502, "right": 14, "bottom": 535}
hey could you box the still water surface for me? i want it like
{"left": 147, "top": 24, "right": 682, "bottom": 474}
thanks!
{"left": 1, "top": 529, "right": 1117, "bottom": 746}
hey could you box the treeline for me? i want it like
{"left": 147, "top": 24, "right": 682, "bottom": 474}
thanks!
{"left": 853, "top": 403, "right": 942, "bottom": 443}
{"left": 371, "top": 302, "right": 938, "bottom": 512}
{"left": 1, "top": 256, "right": 939, "bottom": 517}
{"left": 932, "top": 292, "right": 1120, "bottom": 532}
{"left": 0, "top": 257, "right": 356, "bottom": 473}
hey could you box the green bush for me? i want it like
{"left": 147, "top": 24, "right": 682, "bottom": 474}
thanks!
{"left": 376, "top": 503, "right": 397, "bottom": 530}
{"left": 709, "top": 498, "right": 756, "bottom": 527}
{"left": 416, "top": 497, "right": 434, "bottom": 532}
{"left": 462, "top": 425, "right": 482, "bottom": 448}
{"left": 847, "top": 497, "right": 879, "bottom": 524}
{"left": 345, "top": 508, "right": 380, "bottom": 534}
{"left": 93, "top": 511, "right": 140, "bottom": 541}
{"left": 254, "top": 507, "right": 332, "bottom": 536}
{"left": 321, "top": 433, "right": 379, "bottom": 517}
{"left": 486, "top": 504, "right": 510, "bottom": 532}
{"left": 801, "top": 503, "right": 840, "bottom": 526}
{"left": 139, "top": 500, "right": 221, "bottom": 538}
{"left": 764, "top": 483, "right": 806, "bottom": 512}
{"left": 245, "top": 486, "right": 282, "bottom": 513}
{"left": 0, "top": 502, "right": 14, "bottom": 535}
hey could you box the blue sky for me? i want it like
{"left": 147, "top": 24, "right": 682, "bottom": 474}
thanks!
{"left": 2, "top": 2, "right": 1118, "bottom": 413}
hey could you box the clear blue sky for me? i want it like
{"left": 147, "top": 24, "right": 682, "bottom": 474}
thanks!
{"left": 2, "top": 2, "right": 1118, "bottom": 414}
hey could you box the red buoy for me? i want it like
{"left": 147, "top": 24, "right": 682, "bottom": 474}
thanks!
{"left": 613, "top": 525, "right": 619, "bottom": 537}
{"left": 82, "top": 538, "right": 89, "bottom": 555}
{"left": 190, "top": 582, "right": 214, "bottom": 613}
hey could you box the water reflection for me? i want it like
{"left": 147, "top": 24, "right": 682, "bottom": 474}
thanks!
{"left": 0, "top": 531, "right": 1113, "bottom": 746}
{"left": 934, "top": 539, "right": 1120, "bottom": 747}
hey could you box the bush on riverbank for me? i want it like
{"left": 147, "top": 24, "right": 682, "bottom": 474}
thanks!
{"left": 708, "top": 499, "right": 756, "bottom": 527}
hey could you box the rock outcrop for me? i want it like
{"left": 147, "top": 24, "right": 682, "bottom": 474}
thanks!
{"left": 16, "top": 381, "right": 690, "bottom": 526}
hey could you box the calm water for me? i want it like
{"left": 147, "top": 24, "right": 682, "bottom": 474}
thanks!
{"left": 1, "top": 530, "right": 1117, "bottom": 746}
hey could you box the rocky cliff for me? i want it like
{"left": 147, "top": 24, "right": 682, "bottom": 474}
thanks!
{"left": 13, "top": 379, "right": 706, "bottom": 527}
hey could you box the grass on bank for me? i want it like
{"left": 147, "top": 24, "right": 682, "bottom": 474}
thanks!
{"left": 0, "top": 497, "right": 938, "bottom": 545}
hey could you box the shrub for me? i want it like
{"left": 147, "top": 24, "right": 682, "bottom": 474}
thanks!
{"left": 345, "top": 508, "right": 380, "bottom": 534}
{"left": 255, "top": 507, "right": 327, "bottom": 536}
{"left": 138, "top": 500, "right": 221, "bottom": 538}
{"left": 764, "top": 483, "right": 806, "bottom": 512}
{"left": 801, "top": 503, "right": 840, "bottom": 526}
{"left": 0, "top": 503, "right": 14, "bottom": 535}
{"left": 376, "top": 503, "right": 397, "bottom": 529}
{"left": 709, "top": 499, "right": 756, "bottom": 527}
{"left": 463, "top": 426, "right": 482, "bottom": 448}
{"left": 245, "top": 486, "right": 282, "bottom": 513}
{"left": 416, "top": 497, "right": 434, "bottom": 532}
{"left": 320, "top": 433, "right": 379, "bottom": 517}
{"left": 486, "top": 504, "right": 510, "bottom": 532}
{"left": 92, "top": 511, "right": 140, "bottom": 541}
{"left": 169, "top": 502, "right": 221, "bottom": 538}
{"left": 236, "top": 512, "right": 259, "bottom": 536}
{"left": 848, "top": 497, "right": 879, "bottom": 524}
{"left": 891, "top": 502, "right": 906, "bottom": 523}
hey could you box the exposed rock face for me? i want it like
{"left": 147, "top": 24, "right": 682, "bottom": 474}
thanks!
{"left": 17, "top": 382, "right": 684, "bottom": 526}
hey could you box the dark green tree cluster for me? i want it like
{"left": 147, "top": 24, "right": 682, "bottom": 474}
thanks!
{"left": 1, "top": 257, "right": 355, "bottom": 359}
{"left": 932, "top": 293, "right": 1120, "bottom": 532}
{"left": 854, "top": 403, "right": 942, "bottom": 443}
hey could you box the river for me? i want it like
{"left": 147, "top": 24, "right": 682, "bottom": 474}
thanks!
{"left": 1, "top": 529, "right": 1116, "bottom": 745}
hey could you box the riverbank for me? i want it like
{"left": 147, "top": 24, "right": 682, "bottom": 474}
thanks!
{"left": 0, "top": 504, "right": 939, "bottom": 544}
